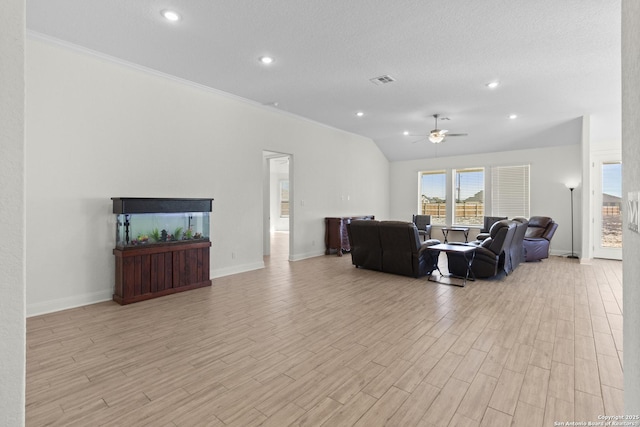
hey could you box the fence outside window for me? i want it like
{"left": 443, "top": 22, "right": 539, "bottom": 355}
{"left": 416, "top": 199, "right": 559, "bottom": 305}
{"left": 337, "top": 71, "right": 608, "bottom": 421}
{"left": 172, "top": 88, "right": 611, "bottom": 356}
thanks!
{"left": 422, "top": 202, "right": 484, "bottom": 225}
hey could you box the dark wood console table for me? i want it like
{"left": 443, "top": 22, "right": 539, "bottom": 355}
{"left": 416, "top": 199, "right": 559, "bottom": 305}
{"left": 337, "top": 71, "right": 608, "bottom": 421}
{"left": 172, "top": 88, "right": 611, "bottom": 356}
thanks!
{"left": 325, "top": 215, "right": 375, "bottom": 256}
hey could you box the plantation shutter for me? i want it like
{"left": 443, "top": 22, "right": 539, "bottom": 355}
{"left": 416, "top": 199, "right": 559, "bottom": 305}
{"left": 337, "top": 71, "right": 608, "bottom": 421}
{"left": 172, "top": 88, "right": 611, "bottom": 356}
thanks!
{"left": 491, "top": 165, "right": 530, "bottom": 218}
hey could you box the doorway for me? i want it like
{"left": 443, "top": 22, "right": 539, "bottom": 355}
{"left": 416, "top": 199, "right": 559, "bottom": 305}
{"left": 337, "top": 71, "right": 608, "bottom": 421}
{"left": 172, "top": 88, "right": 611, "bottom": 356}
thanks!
{"left": 263, "top": 151, "right": 292, "bottom": 261}
{"left": 593, "top": 159, "right": 622, "bottom": 260}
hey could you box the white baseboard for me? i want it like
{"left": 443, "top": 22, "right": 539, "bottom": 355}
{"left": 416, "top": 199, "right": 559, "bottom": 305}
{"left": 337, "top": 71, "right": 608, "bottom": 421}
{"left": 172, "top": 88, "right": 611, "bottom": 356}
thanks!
{"left": 26, "top": 262, "right": 266, "bottom": 317}
{"left": 26, "top": 256, "right": 337, "bottom": 316}
{"left": 27, "top": 290, "right": 113, "bottom": 318}
{"left": 289, "top": 250, "right": 326, "bottom": 261}
{"left": 211, "top": 261, "right": 265, "bottom": 279}
{"left": 549, "top": 249, "right": 579, "bottom": 258}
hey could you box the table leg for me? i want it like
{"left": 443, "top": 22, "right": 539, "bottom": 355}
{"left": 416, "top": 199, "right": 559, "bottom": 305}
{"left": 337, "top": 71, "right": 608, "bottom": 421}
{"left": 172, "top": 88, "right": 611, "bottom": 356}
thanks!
{"left": 442, "top": 229, "right": 449, "bottom": 244}
{"left": 427, "top": 250, "right": 442, "bottom": 283}
{"left": 433, "top": 253, "right": 442, "bottom": 276}
{"left": 462, "top": 250, "right": 476, "bottom": 286}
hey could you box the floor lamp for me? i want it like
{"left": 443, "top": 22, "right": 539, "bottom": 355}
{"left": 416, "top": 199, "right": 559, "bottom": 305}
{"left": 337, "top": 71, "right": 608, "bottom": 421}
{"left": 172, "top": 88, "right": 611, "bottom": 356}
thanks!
{"left": 568, "top": 186, "right": 579, "bottom": 259}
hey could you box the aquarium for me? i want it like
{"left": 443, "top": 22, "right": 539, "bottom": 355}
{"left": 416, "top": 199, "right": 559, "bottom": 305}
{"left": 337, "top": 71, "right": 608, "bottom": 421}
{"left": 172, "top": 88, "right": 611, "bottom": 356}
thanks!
{"left": 112, "top": 198, "right": 213, "bottom": 248}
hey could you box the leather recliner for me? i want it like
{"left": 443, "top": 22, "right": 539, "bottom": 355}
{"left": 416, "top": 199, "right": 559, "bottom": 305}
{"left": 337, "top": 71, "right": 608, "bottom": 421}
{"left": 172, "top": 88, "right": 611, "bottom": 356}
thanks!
{"left": 447, "top": 220, "right": 516, "bottom": 278}
{"left": 508, "top": 217, "right": 529, "bottom": 272}
{"left": 347, "top": 220, "right": 440, "bottom": 278}
{"left": 476, "top": 216, "right": 508, "bottom": 241}
{"left": 523, "top": 216, "right": 558, "bottom": 261}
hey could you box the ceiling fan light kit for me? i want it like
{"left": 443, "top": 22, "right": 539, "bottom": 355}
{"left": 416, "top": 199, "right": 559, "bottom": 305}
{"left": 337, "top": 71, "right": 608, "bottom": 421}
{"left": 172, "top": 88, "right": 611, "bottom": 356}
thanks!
{"left": 421, "top": 114, "right": 467, "bottom": 144}
{"left": 428, "top": 132, "right": 445, "bottom": 144}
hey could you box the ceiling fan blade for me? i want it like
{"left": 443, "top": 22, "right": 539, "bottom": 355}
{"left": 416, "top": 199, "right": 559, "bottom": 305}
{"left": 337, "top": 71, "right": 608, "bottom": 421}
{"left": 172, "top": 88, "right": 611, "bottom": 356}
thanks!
{"left": 446, "top": 133, "right": 468, "bottom": 137}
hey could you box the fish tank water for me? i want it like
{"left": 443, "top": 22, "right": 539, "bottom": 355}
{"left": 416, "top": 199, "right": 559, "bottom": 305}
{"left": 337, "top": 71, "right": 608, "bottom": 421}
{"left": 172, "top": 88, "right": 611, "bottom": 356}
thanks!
{"left": 112, "top": 198, "right": 213, "bottom": 248}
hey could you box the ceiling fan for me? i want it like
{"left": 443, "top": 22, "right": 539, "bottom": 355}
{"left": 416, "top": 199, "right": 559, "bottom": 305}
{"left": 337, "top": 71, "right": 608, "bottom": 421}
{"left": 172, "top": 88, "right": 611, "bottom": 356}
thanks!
{"left": 411, "top": 114, "right": 468, "bottom": 144}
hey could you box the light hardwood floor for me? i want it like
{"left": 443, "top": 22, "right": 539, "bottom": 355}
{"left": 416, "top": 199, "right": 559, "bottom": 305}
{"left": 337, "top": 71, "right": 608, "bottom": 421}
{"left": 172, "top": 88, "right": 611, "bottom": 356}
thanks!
{"left": 26, "top": 233, "right": 624, "bottom": 426}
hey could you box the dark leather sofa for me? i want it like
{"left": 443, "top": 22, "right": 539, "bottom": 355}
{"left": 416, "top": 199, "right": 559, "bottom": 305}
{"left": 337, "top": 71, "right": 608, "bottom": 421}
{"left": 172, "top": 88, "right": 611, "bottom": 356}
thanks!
{"left": 346, "top": 219, "right": 382, "bottom": 270}
{"left": 347, "top": 220, "right": 441, "bottom": 278}
{"left": 523, "top": 216, "right": 558, "bottom": 261}
{"left": 446, "top": 220, "right": 516, "bottom": 278}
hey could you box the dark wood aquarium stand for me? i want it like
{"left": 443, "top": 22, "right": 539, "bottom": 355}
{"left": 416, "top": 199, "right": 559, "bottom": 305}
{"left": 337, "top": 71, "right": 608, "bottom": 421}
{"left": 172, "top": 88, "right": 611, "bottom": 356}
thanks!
{"left": 113, "top": 240, "right": 211, "bottom": 305}
{"left": 111, "top": 197, "right": 213, "bottom": 305}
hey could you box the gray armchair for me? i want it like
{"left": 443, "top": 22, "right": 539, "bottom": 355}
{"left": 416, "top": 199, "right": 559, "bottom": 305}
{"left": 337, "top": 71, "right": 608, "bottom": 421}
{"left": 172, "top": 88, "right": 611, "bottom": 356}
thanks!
{"left": 412, "top": 214, "right": 432, "bottom": 241}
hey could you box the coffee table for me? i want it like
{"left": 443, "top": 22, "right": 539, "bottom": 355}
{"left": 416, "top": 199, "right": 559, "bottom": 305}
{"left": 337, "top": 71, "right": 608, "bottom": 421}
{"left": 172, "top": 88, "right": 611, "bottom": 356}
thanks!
{"left": 441, "top": 227, "right": 470, "bottom": 243}
{"left": 426, "top": 243, "right": 477, "bottom": 287}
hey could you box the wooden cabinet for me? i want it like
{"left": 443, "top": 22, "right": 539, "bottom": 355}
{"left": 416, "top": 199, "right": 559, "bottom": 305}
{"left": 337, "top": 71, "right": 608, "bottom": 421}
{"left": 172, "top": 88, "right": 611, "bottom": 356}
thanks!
{"left": 325, "top": 216, "right": 375, "bottom": 256}
{"left": 113, "top": 240, "right": 211, "bottom": 304}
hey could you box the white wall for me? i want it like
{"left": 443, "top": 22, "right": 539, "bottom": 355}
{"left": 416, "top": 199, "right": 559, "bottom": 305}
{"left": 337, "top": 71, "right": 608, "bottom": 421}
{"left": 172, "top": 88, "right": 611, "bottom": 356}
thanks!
{"left": 622, "top": 0, "right": 640, "bottom": 413}
{"left": 389, "top": 144, "right": 582, "bottom": 255}
{"left": 0, "top": 0, "right": 25, "bottom": 424}
{"left": 25, "top": 37, "right": 389, "bottom": 315}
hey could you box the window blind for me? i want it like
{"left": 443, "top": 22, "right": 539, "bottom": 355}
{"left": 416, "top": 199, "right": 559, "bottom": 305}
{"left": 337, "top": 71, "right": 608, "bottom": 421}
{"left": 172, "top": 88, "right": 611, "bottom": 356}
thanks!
{"left": 491, "top": 164, "right": 530, "bottom": 218}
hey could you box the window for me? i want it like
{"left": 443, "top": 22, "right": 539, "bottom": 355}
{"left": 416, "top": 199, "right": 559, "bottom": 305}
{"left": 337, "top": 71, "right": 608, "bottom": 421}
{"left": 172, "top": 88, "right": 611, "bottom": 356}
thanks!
{"left": 420, "top": 170, "right": 446, "bottom": 225}
{"left": 453, "top": 168, "right": 484, "bottom": 226}
{"left": 600, "top": 162, "right": 622, "bottom": 248}
{"left": 491, "top": 165, "right": 530, "bottom": 218}
{"left": 280, "top": 180, "right": 289, "bottom": 218}
{"left": 419, "top": 165, "right": 528, "bottom": 226}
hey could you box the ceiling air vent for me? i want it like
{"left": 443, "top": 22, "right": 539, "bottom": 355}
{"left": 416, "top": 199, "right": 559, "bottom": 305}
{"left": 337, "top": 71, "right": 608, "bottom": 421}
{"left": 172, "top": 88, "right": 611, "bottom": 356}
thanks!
{"left": 370, "top": 75, "right": 396, "bottom": 85}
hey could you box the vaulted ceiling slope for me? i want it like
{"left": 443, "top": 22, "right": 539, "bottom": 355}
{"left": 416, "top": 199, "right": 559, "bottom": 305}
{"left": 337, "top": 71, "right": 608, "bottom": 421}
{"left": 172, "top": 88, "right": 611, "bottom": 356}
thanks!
{"left": 27, "top": 0, "right": 622, "bottom": 161}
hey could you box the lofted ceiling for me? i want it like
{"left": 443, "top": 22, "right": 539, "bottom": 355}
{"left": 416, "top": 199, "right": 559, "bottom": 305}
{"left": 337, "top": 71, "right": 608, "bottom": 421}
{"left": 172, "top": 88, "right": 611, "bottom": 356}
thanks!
{"left": 27, "top": 0, "right": 622, "bottom": 161}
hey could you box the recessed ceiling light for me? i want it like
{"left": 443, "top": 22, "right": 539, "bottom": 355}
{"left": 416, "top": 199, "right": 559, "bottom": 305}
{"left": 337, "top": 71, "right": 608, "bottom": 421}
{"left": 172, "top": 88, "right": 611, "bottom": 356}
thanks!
{"left": 356, "top": 111, "right": 364, "bottom": 117}
{"left": 259, "top": 56, "right": 274, "bottom": 65}
{"left": 161, "top": 10, "right": 181, "bottom": 22}
{"left": 509, "top": 114, "right": 518, "bottom": 119}
{"left": 486, "top": 81, "right": 500, "bottom": 89}
{"left": 403, "top": 131, "right": 410, "bottom": 136}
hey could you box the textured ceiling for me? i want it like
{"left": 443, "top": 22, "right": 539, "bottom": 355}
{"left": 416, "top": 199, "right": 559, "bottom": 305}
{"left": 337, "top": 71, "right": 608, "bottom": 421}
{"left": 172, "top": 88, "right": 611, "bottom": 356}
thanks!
{"left": 27, "top": 0, "right": 622, "bottom": 161}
